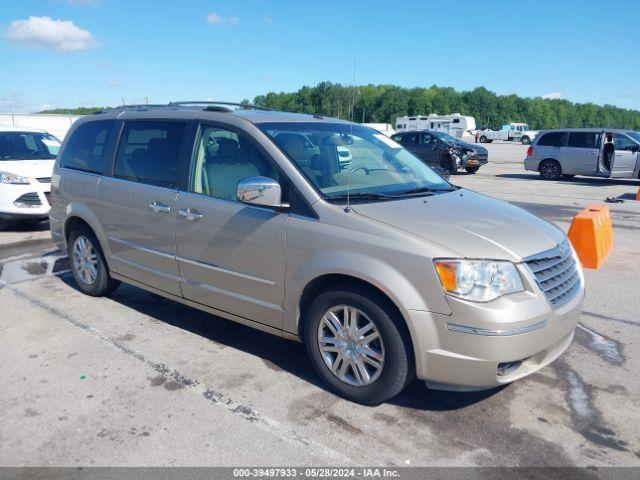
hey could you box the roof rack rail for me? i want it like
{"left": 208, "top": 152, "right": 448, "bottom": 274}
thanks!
{"left": 92, "top": 104, "right": 169, "bottom": 114}
{"left": 168, "top": 101, "right": 271, "bottom": 111}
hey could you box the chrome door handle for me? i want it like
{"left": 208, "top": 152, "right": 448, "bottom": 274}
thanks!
{"left": 587, "top": 151, "right": 598, "bottom": 155}
{"left": 149, "top": 201, "right": 171, "bottom": 213}
{"left": 615, "top": 153, "right": 622, "bottom": 156}
{"left": 178, "top": 208, "right": 203, "bottom": 221}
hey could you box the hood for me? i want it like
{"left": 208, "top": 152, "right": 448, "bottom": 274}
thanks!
{"left": 0, "top": 159, "right": 55, "bottom": 179}
{"left": 351, "top": 189, "right": 565, "bottom": 262}
{"left": 449, "top": 140, "right": 487, "bottom": 153}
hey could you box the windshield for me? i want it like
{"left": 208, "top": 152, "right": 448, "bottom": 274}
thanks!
{"left": 428, "top": 131, "right": 459, "bottom": 143}
{"left": 261, "top": 122, "right": 451, "bottom": 199}
{"left": 0, "top": 131, "right": 61, "bottom": 161}
{"left": 626, "top": 131, "right": 640, "bottom": 143}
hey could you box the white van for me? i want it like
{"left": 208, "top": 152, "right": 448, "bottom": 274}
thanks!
{"left": 0, "top": 126, "right": 61, "bottom": 229}
{"left": 395, "top": 114, "right": 476, "bottom": 139}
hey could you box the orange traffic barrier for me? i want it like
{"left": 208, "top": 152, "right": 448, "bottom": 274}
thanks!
{"left": 636, "top": 187, "right": 640, "bottom": 201}
{"left": 587, "top": 204, "right": 613, "bottom": 252}
{"left": 567, "top": 205, "right": 613, "bottom": 270}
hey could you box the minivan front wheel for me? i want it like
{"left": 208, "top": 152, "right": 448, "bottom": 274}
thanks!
{"left": 539, "top": 159, "right": 562, "bottom": 180}
{"left": 68, "top": 227, "right": 120, "bottom": 296}
{"left": 304, "top": 288, "right": 411, "bottom": 405}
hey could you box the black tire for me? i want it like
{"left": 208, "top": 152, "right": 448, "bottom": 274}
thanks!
{"left": 539, "top": 159, "right": 562, "bottom": 180}
{"left": 521, "top": 136, "right": 531, "bottom": 145}
{"left": 303, "top": 287, "right": 412, "bottom": 405}
{"left": 67, "top": 226, "right": 120, "bottom": 296}
{"left": 479, "top": 135, "right": 488, "bottom": 143}
{"left": 465, "top": 166, "right": 480, "bottom": 174}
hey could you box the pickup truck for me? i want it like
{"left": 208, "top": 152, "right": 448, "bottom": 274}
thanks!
{"left": 478, "top": 123, "right": 538, "bottom": 145}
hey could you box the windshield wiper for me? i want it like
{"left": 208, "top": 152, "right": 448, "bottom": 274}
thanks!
{"left": 326, "top": 192, "right": 395, "bottom": 202}
{"left": 392, "top": 186, "right": 455, "bottom": 197}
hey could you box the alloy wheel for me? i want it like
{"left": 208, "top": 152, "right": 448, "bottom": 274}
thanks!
{"left": 317, "top": 305, "right": 385, "bottom": 387}
{"left": 541, "top": 162, "right": 559, "bottom": 179}
{"left": 72, "top": 235, "right": 99, "bottom": 285}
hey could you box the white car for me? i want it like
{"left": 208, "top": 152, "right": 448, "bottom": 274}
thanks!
{"left": 0, "top": 126, "right": 61, "bottom": 229}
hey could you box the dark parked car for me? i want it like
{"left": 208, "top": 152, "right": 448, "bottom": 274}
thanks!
{"left": 391, "top": 130, "right": 489, "bottom": 174}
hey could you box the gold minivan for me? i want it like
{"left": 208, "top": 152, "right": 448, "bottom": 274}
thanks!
{"left": 50, "top": 103, "right": 585, "bottom": 404}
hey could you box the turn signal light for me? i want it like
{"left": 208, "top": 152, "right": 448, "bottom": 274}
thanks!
{"left": 526, "top": 146, "right": 533, "bottom": 157}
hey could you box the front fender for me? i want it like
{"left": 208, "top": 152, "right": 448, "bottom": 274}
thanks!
{"left": 284, "top": 250, "right": 451, "bottom": 335}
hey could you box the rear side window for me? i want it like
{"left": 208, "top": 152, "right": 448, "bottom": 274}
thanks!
{"left": 567, "top": 132, "right": 599, "bottom": 149}
{"left": 59, "top": 120, "right": 115, "bottom": 173}
{"left": 401, "top": 133, "right": 418, "bottom": 144}
{"left": 114, "top": 121, "right": 187, "bottom": 189}
{"left": 537, "top": 132, "right": 566, "bottom": 147}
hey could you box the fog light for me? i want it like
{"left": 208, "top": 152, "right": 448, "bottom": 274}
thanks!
{"left": 497, "top": 360, "right": 522, "bottom": 377}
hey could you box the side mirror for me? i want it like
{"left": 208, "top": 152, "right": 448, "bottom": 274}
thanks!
{"left": 237, "top": 176, "right": 290, "bottom": 209}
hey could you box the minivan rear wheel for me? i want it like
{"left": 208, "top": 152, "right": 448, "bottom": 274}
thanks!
{"left": 539, "top": 159, "right": 562, "bottom": 180}
{"left": 304, "top": 287, "right": 411, "bottom": 405}
{"left": 68, "top": 226, "right": 120, "bottom": 297}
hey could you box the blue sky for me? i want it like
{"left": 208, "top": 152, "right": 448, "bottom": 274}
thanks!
{"left": 1, "top": 0, "right": 639, "bottom": 112}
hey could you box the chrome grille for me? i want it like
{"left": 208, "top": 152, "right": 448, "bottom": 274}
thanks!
{"left": 525, "top": 241, "right": 581, "bottom": 307}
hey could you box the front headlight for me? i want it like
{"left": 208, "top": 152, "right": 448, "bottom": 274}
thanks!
{"left": 0, "top": 172, "right": 31, "bottom": 184}
{"left": 434, "top": 259, "right": 524, "bottom": 302}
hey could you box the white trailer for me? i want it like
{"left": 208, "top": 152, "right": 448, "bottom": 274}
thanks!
{"left": 478, "top": 123, "right": 538, "bottom": 145}
{"left": 395, "top": 113, "right": 476, "bottom": 139}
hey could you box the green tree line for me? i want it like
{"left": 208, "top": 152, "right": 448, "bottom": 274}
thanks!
{"left": 39, "top": 83, "right": 640, "bottom": 130}
{"left": 252, "top": 82, "right": 640, "bottom": 131}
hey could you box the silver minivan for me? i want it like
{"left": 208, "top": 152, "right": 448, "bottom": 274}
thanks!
{"left": 525, "top": 128, "right": 640, "bottom": 180}
{"left": 50, "top": 103, "right": 585, "bottom": 405}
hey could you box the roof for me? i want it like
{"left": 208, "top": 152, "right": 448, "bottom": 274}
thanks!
{"left": 89, "top": 103, "right": 350, "bottom": 126}
{"left": 537, "top": 127, "right": 636, "bottom": 134}
{"left": 0, "top": 125, "right": 46, "bottom": 133}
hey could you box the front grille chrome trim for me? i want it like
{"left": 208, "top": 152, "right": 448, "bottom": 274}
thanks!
{"left": 524, "top": 241, "right": 581, "bottom": 307}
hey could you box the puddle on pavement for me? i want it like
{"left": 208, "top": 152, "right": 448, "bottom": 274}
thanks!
{"left": 0, "top": 254, "right": 69, "bottom": 284}
{"left": 575, "top": 324, "right": 625, "bottom": 366}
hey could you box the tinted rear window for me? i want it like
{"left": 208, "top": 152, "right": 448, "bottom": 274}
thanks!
{"left": 59, "top": 120, "right": 115, "bottom": 173}
{"left": 114, "top": 121, "right": 187, "bottom": 189}
{"left": 537, "top": 132, "right": 566, "bottom": 147}
{"left": 567, "top": 132, "right": 599, "bottom": 149}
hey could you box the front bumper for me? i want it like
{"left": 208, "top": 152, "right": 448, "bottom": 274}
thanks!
{"left": 403, "top": 269, "right": 584, "bottom": 389}
{"left": 0, "top": 180, "right": 52, "bottom": 220}
{"left": 461, "top": 154, "right": 488, "bottom": 168}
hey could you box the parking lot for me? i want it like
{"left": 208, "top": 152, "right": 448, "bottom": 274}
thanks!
{"left": 1, "top": 141, "right": 639, "bottom": 467}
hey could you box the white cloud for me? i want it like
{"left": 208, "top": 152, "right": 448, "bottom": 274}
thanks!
{"left": 206, "top": 12, "right": 239, "bottom": 25}
{"left": 5, "top": 16, "right": 99, "bottom": 53}
{"left": 541, "top": 92, "right": 562, "bottom": 100}
{"left": 107, "top": 79, "right": 121, "bottom": 87}
{"left": 262, "top": 14, "right": 274, "bottom": 25}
